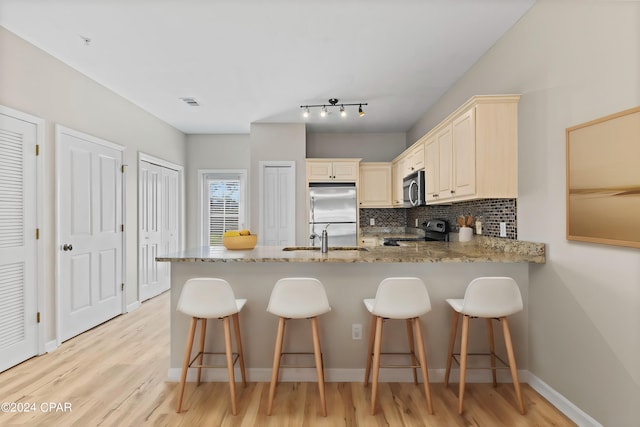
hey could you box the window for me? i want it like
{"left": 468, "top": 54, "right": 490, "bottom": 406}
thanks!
{"left": 201, "top": 171, "right": 247, "bottom": 246}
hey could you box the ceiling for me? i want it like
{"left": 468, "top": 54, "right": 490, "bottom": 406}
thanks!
{"left": 0, "top": 0, "right": 535, "bottom": 134}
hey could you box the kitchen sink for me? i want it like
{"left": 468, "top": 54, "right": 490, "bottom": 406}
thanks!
{"left": 282, "top": 246, "right": 368, "bottom": 251}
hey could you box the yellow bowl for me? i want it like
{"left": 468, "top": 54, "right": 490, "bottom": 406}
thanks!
{"left": 223, "top": 234, "right": 258, "bottom": 250}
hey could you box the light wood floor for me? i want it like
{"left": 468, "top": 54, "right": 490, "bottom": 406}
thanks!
{"left": 0, "top": 291, "right": 576, "bottom": 427}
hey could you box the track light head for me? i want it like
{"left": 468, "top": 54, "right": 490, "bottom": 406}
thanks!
{"left": 358, "top": 104, "right": 365, "bottom": 117}
{"left": 340, "top": 105, "right": 346, "bottom": 117}
{"left": 320, "top": 106, "right": 327, "bottom": 117}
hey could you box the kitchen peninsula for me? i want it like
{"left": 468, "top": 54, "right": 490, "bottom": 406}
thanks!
{"left": 157, "top": 238, "right": 544, "bottom": 382}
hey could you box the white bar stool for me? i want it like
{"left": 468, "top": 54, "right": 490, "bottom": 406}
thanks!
{"left": 444, "top": 276, "right": 526, "bottom": 415}
{"left": 363, "top": 277, "right": 434, "bottom": 415}
{"left": 175, "top": 278, "right": 247, "bottom": 415}
{"left": 266, "top": 277, "right": 331, "bottom": 416}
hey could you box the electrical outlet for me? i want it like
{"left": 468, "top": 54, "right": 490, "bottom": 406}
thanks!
{"left": 352, "top": 323, "right": 362, "bottom": 340}
{"left": 500, "top": 222, "right": 507, "bottom": 237}
{"left": 370, "top": 218, "right": 375, "bottom": 226}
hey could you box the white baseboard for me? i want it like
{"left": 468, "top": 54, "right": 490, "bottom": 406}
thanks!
{"left": 126, "top": 301, "right": 141, "bottom": 313}
{"left": 44, "top": 340, "right": 58, "bottom": 353}
{"left": 528, "top": 373, "right": 602, "bottom": 427}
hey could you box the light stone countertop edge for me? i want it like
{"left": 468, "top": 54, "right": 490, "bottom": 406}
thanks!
{"left": 157, "top": 237, "right": 545, "bottom": 264}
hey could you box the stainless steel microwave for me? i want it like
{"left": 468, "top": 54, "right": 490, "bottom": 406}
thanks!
{"left": 403, "top": 170, "right": 426, "bottom": 207}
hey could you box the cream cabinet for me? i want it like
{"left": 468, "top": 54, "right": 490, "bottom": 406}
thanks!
{"left": 391, "top": 158, "right": 405, "bottom": 207}
{"left": 359, "top": 236, "right": 380, "bottom": 247}
{"left": 451, "top": 108, "right": 476, "bottom": 199}
{"left": 359, "top": 162, "right": 392, "bottom": 208}
{"left": 425, "top": 125, "right": 453, "bottom": 202}
{"left": 422, "top": 95, "right": 519, "bottom": 204}
{"left": 404, "top": 142, "right": 425, "bottom": 175}
{"left": 306, "top": 159, "right": 360, "bottom": 182}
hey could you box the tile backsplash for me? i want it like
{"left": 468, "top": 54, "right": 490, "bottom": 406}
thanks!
{"left": 360, "top": 198, "right": 517, "bottom": 239}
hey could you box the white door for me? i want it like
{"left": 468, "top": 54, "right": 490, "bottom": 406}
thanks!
{"left": 139, "top": 160, "right": 178, "bottom": 301}
{"left": 261, "top": 163, "right": 295, "bottom": 246}
{"left": 57, "top": 127, "right": 124, "bottom": 342}
{"left": 139, "top": 161, "right": 162, "bottom": 301}
{"left": 0, "top": 110, "right": 39, "bottom": 372}
{"left": 160, "top": 167, "right": 179, "bottom": 277}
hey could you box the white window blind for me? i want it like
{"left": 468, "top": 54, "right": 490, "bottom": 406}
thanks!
{"left": 203, "top": 172, "right": 246, "bottom": 246}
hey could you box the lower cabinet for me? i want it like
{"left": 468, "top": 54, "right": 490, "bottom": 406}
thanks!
{"left": 359, "top": 236, "right": 380, "bottom": 247}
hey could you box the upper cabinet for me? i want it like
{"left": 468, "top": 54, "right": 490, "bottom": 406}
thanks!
{"left": 425, "top": 125, "right": 452, "bottom": 202}
{"left": 421, "top": 95, "right": 520, "bottom": 204}
{"left": 391, "top": 157, "right": 405, "bottom": 207}
{"left": 306, "top": 159, "right": 361, "bottom": 182}
{"left": 359, "top": 162, "right": 392, "bottom": 208}
{"left": 404, "top": 142, "right": 425, "bottom": 176}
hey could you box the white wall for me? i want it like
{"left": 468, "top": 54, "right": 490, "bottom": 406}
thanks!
{"left": 307, "top": 132, "right": 407, "bottom": 161}
{"left": 0, "top": 27, "right": 186, "bottom": 341}
{"left": 408, "top": 1, "right": 640, "bottom": 425}
{"left": 185, "top": 134, "right": 250, "bottom": 247}
{"left": 250, "top": 123, "right": 307, "bottom": 245}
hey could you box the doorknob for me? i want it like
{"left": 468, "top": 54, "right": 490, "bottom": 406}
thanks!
{"left": 62, "top": 244, "right": 73, "bottom": 251}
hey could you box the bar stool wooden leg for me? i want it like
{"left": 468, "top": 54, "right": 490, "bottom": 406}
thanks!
{"left": 311, "top": 316, "right": 327, "bottom": 416}
{"left": 458, "top": 314, "right": 470, "bottom": 415}
{"left": 412, "top": 317, "right": 433, "bottom": 414}
{"left": 406, "top": 319, "right": 418, "bottom": 385}
{"left": 267, "top": 317, "right": 286, "bottom": 415}
{"left": 232, "top": 313, "right": 247, "bottom": 387}
{"left": 196, "top": 318, "right": 207, "bottom": 386}
{"left": 370, "top": 316, "right": 384, "bottom": 415}
{"left": 444, "top": 309, "right": 459, "bottom": 387}
{"left": 487, "top": 318, "right": 497, "bottom": 387}
{"left": 223, "top": 316, "right": 238, "bottom": 415}
{"left": 364, "top": 314, "right": 376, "bottom": 387}
{"left": 501, "top": 317, "right": 526, "bottom": 414}
{"left": 177, "top": 317, "right": 197, "bottom": 413}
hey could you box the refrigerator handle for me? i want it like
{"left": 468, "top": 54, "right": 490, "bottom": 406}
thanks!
{"left": 310, "top": 196, "right": 318, "bottom": 241}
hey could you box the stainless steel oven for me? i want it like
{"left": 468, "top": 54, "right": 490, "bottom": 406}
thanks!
{"left": 403, "top": 170, "right": 426, "bottom": 207}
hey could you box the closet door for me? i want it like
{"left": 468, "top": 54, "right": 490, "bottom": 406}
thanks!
{"left": 139, "top": 160, "right": 179, "bottom": 301}
{"left": 0, "top": 109, "right": 39, "bottom": 372}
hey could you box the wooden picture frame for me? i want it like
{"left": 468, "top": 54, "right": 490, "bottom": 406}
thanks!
{"left": 566, "top": 106, "right": 640, "bottom": 248}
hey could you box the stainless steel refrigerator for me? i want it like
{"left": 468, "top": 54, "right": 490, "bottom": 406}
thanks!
{"left": 308, "top": 183, "right": 357, "bottom": 247}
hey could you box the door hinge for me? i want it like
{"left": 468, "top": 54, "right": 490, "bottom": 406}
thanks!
{"left": 36, "top": 228, "right": 40, "bottom": 239}
{"left": 121, "top": 283, "right": 125, "bottom": 291}
{"left": 37, "top": 312, "right": 41, "bottom": 323}
{"left": 121, "top": 164, "right": 126, "bottom": 173}
{"left": 36, "top": 144, "right": 40, "bottom": 156}
{"left": 121, "top": 224, "right": 125, "bottom": 232}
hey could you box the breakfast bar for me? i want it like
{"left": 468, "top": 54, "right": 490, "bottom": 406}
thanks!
{"left": 157, "top": 237, "right": 544, "bottom": 383}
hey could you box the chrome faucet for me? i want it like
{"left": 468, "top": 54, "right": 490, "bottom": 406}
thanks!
{"left": 310, "top": 223, "right": 330, "bottom": 253}
{"left": 320, "top": 224, "right": 330, "bottom": 253}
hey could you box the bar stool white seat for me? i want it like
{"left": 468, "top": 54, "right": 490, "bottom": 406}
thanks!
{"left": 175, "top": 278, "right": 247, "bottom": 415}
{"left": 444, "top": 276, "right": 526, "bottom": 415}
{"left": 363, "top": 277, "right": 434, "bottom": 415}
{"left": 266, "top": 277, "right": 331, "bottom": 416}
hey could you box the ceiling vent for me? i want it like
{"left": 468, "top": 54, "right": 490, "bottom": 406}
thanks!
{"left": 180, "top": 97, "right": 200, "bottom": 107}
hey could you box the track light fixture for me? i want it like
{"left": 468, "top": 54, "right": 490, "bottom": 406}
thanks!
{"left": 300, "top": 98, "right": 367, "bottom": 119}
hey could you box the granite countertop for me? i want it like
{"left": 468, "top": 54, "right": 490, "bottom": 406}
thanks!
{"left": 157, "top": 236, "right": 545, "bottom": 264}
